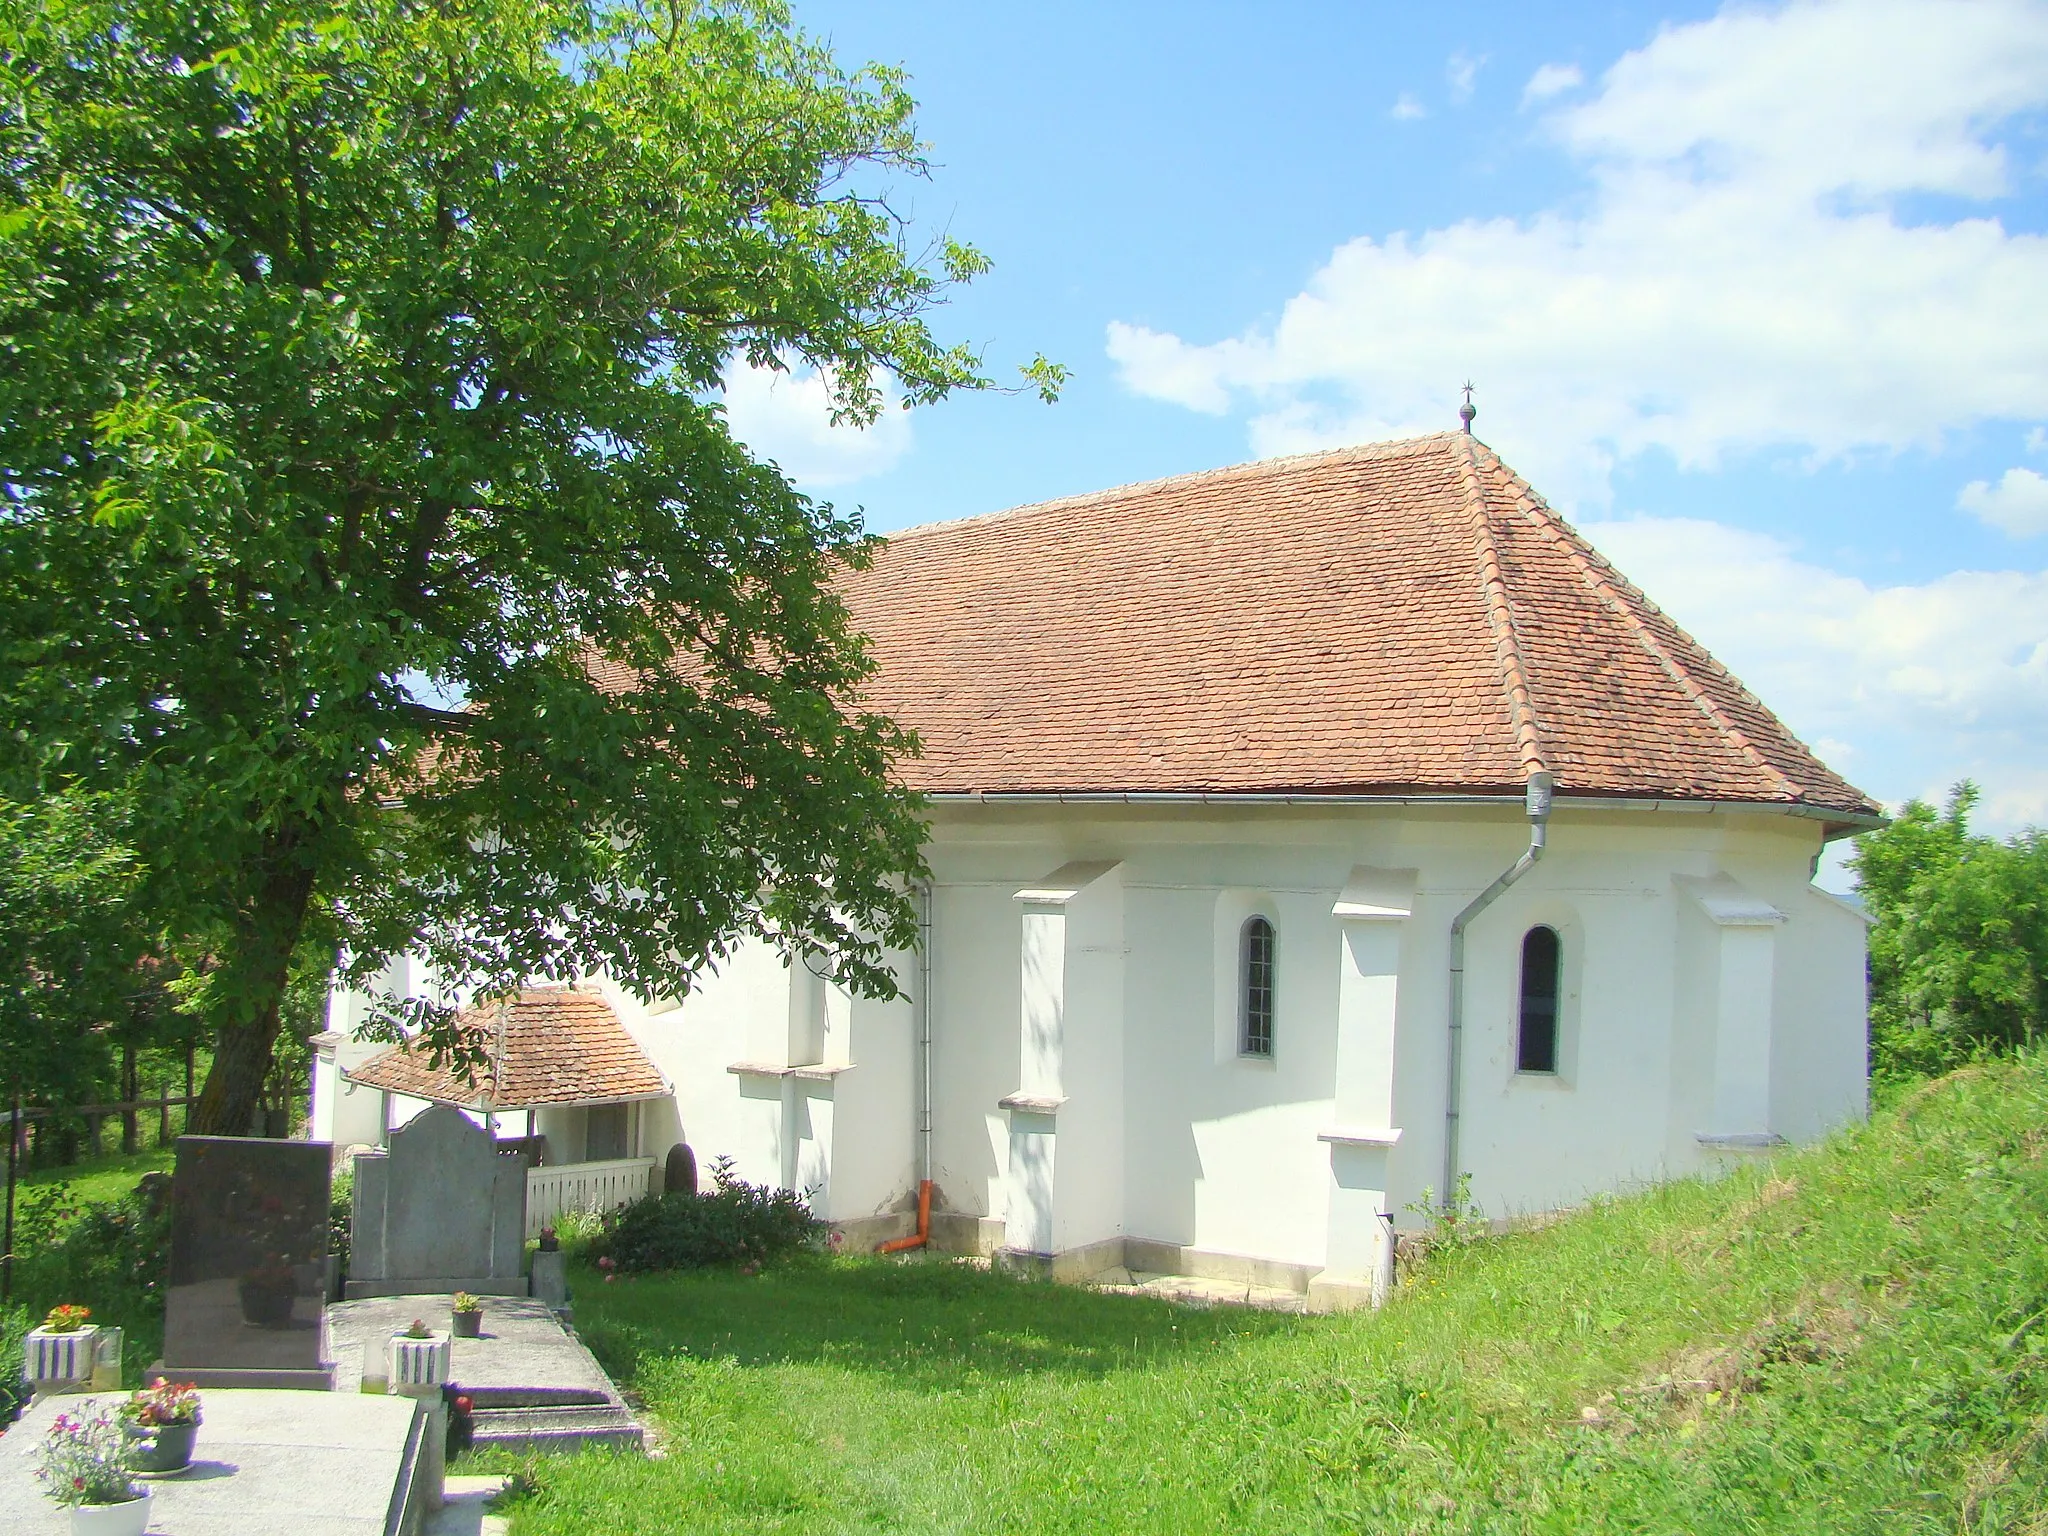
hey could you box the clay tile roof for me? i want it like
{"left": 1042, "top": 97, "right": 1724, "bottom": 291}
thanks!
{"left": 343, "top": 987, "right": 665, "bottom": 1110}
{"left": 813, "top": 432, "right": 1876, "bottom": 823}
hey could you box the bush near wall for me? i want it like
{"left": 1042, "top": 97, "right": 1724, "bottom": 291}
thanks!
{"left": 593, "top": 1160, "right": 818, "bottom": 1274}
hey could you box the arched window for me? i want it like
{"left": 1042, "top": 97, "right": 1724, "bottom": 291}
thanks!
{"left": 1239, "top": 916, "right": 1276, "bottom": 1057}
{"left": 1517, "top": 925, "right": 1561, "bottom": 1074}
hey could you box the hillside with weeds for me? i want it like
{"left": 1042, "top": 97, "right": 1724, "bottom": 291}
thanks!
{"left": 486, "top": 1052, "right": 2048, "bottom": 1534}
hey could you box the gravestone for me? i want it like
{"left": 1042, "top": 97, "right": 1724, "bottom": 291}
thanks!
{"left": 346, "top": 1104, "right": 528, "bottom": 1298}
{"left": 156, "top": 1135, "right": 336, "bottom": 1390}
{"left": 663, "top": 1141, "right": 698, "bottom": 1196}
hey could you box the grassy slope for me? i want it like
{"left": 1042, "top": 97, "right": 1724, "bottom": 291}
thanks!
{"left": 500, "top": 1057, "right": 2048, "bottom": 1533}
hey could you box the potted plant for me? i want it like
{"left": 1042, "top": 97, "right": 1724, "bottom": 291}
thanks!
{"left": 387, "top": 1318, "right": 452, "bottom": 1396}
{"left": 34, "top": 1407, "right": 152, "bottom": 1535}
{"left": 24, "top": 1305, "right": 101, "bottom": 1396}
{"left": 451, "top": 1292, "right": 484, "bottom": 1339}
{"left": 120, "top": 1378, "right": 203, "bottom": 1475}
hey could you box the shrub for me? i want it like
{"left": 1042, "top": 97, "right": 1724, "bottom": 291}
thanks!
{"left": 7, "top": 1179, "right": 171, "bottom": 1382}
{"left": 0, "top": 1304, "right": 31, "bottom": 1426}
{"left": 550, "top": 1207, "right": 606, "bottom": 1260}
{"left": 330, "top": 1161, "right": 353, "bottom": 1278}
{"left": 594, "top": 1158, "right": 819, "bottom": 1274}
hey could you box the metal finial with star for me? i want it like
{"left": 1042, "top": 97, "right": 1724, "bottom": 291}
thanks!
{"left": 1459, "top": 381, "right": 1477, "bottom": 434}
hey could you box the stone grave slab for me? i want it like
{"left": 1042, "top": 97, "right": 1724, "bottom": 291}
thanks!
{"left": 326, "top": 1295, "right": 643, "bottom": 1453}
{"left": 157, "top": 1135, "right": 335, "bottom": 1390}
{"left": 347, "top": 1105, "right": 527, "bottom": 1298}
{"left": 0, "top": 1388, "right": 427, "bottom": 1536}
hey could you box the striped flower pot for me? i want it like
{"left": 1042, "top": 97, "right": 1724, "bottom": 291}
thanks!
{"left": 386, "top": 1331, "right": 451, "bottom": 1397}
{"left": 22, "top": 1325, "right": 100, "bottom": 1395}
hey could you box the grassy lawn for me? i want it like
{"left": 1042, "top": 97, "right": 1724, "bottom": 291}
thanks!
{"left": 475, "top": 1055, "right": 2048, "bottom": 1535}
{"left": 15, "top": 1146, "right": 175, "bottom": 1206}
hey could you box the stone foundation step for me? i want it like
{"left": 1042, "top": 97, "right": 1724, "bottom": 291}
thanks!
{"left": 469, "top": 1401, "right": 645, "bottom": 1453}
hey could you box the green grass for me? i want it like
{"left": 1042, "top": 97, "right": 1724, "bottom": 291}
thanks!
{"left": 493, "top": 1061, "right": 2041, "bottom": 1528}
{"left": 15, "top": 1145, "right": 174, "bottom": 1206}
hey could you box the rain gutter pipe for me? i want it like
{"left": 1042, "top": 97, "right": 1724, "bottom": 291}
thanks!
{"left": 879, "top": 879, "right": 934, "bottom": 1254}
{"left": 1442, "top": 771, "right": 1553, "bottom": 1211}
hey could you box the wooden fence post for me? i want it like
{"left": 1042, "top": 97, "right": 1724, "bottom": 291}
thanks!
{"left": 121, "top": 1043, "right": 138, "bottom": 1155}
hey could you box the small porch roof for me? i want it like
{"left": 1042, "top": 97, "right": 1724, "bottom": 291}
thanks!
{"left": 342, "top": 986, "right": 666, "bottom": 1111}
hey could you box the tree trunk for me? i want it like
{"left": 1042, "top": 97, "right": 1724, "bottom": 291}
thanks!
{"left": 190, "top": 836, "right": 319, "bottom": 1137}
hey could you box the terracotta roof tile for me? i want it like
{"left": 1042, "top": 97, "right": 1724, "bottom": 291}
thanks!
{"left": 344, "top": 987, "right": 664, "bottom": 1110}
{"left": 816, "top": 433, "right": 1873, "bottom": 819}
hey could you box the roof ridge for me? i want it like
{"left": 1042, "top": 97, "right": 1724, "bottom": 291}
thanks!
{"left": 881, "top": 431, "right": 1470, "bottom": 544}
{"left": 1471, "top": 443, "right": 1806, "bottom": 803}
{"left": 1453, "top": 435, "right": 1548, "bottom": 781}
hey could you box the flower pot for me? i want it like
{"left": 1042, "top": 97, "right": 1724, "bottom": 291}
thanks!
{"left": 68, "top": 1492, "right": 151, "bottom": 1536}
{"left": 387, "top": 1331, "right": 451, "bottom": 1396}
{"left": 237, "top": 1276, "right": 298, "bottom": 1329}
{"left": 451, "top": 1310, "right": 482, "bottom": 1338}
{"left": 24, "top": 1325, "right": 100, "bottom": 1394}
{"left": 126, "top": 1417, "right": 200, "bottom": 1475}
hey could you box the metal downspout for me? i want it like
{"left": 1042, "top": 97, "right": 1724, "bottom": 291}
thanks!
{"left": 918, "top": 878, "right": 933, "bottom": 1188}
{"left": 1442, "top": 771, "right": 1553, "bottom": 1209}
{"left": 878, "top": 879, "right": 935, "bottom": 1254}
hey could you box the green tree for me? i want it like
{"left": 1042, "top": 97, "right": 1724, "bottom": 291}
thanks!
{"left": 1852, "top": 782, "right": 2048, "bottom": 1080}
{"left": 0, "top": 789, "right": 146, "bottom": 1110}
{"left": 0, "top": 0, "right": 1058, "bottom": 1134}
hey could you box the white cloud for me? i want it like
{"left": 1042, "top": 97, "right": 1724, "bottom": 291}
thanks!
{"left": 1523, "top": 62, "right": 1585, "bottom": 103}
{"left": 1391, "top": 92, "right": 1428, "bottom": 121}
{"left": 1109, "top": 0, "right": 2048, "bottom": 509}
{"left": 1582, "top": 513, "right": 2048, "bottom": 830}
{"left": 1959, "top": 466, "right": 2048, "bottom": 535}
{"left": 2029, "top": 426, "right": 2048, "bottom": 452}
{"left": 1447, "top": 51, "right": 1485, "bottom": 105}
{"left": 718, "top": 360, "right": 912, "bottom": 490}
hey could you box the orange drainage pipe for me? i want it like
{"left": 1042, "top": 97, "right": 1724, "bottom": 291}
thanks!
{"left": 877, "top": 1179, "right": 932, "bottom": 1254}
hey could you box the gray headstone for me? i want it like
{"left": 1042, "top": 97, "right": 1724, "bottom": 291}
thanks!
{"left": 529, "top": 1249, "right": 569, "bottom": 1314}
{"left": 345, "top": 1105, "right": 528, "bottom": 1297}
{"left": 159, "top": 1135, "right": 335, "bottom": 1387}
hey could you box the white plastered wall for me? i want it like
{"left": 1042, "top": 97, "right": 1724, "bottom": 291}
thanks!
{"left": 325, "top": 800, "right": 1869, "bottom": 1274}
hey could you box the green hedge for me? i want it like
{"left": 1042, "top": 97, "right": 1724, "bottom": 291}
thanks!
{"left": 592, "top": 1159, "right": 818, "bottom": 1274}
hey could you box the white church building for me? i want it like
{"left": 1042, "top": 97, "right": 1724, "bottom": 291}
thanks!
{"left": 315, "top": 430, "right": 1877, "bottom": 1309}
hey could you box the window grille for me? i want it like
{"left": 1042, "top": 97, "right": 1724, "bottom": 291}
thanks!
{"left": 1240, "top": 916, "right": 1276, "bottom": 1057}
{"left": 1517, "top": 925, "right": 1561, "bottom": 1074}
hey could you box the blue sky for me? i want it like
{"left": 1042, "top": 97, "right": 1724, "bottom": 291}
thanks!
{"left": 726, "top": 0, "right": 2048, "bottom": 870}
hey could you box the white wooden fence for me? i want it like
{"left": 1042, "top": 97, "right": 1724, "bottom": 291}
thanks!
{"left": 525, "top": 1156, "right": 657, "bottom": 1239}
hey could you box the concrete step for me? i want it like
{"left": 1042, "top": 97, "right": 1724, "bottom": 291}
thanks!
{"left": 460, "top": 1384, "right": 610, "bottom": 1409}
{"left": 468, "top": 1401, "right": 645, "bottom": 1454}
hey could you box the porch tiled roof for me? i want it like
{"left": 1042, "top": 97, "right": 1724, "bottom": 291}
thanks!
{"left": 344, "top": 987, "right": 665, "bottom": 1110}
